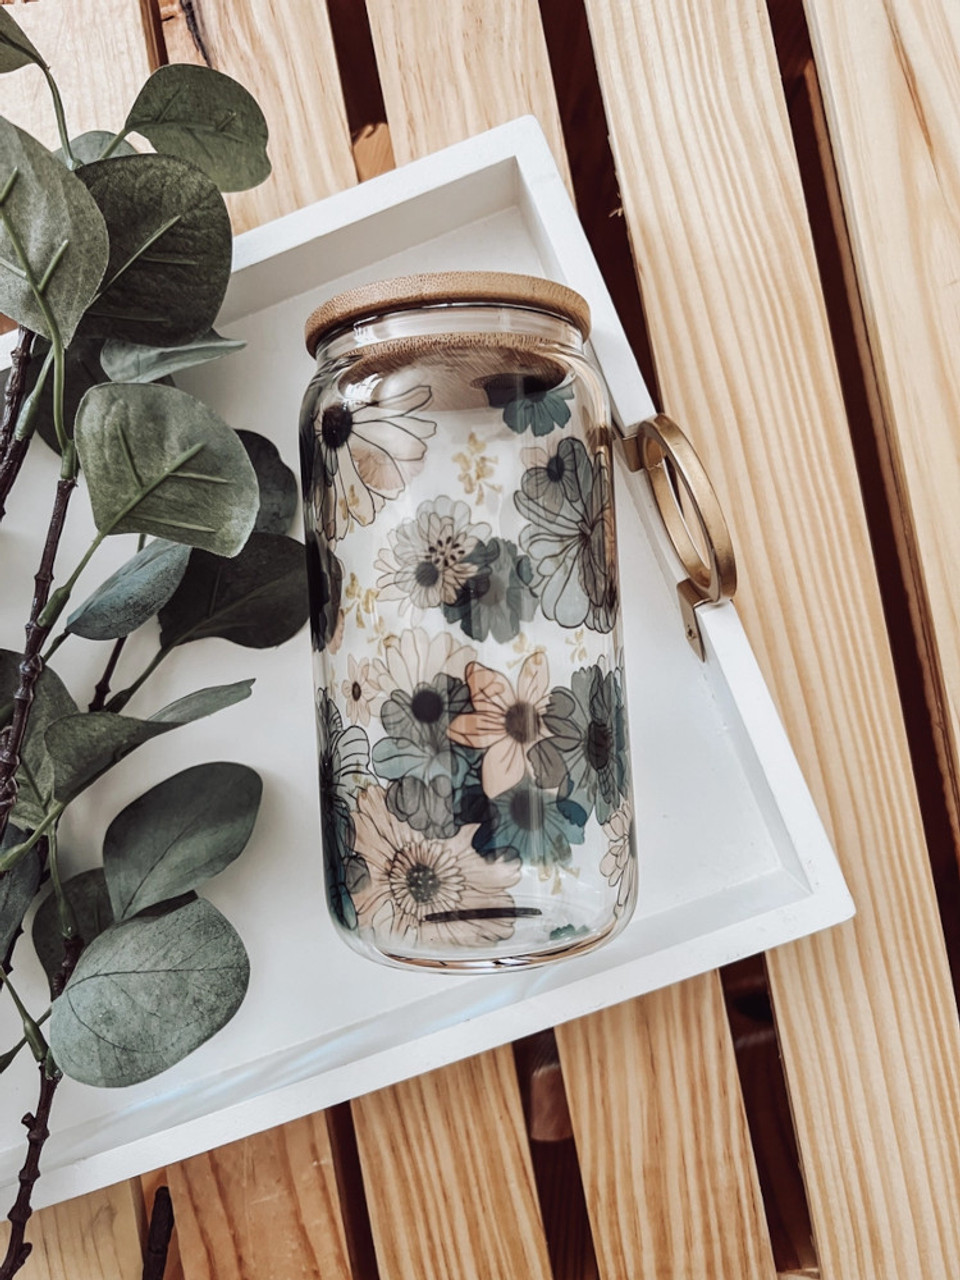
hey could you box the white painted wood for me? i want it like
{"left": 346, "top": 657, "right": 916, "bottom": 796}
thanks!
{"left": 0, "top": 118, "right": 851, "bottom": 1211}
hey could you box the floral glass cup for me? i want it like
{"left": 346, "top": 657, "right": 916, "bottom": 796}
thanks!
{"left": 300, "top": 272, "right": 637, "bottom": 969}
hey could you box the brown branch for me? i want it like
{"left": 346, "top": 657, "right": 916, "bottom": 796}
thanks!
{"left": 0, "top": 439, "right": 32, "bottom": 522}
{"left": 88, "top": 636, "right": 128, "bottom": 712}
{"left": 0, "top": 329, "right": 36, "bottom": 523}
{"left": 0, "top": 477, "right": 77, "bottom": 846}
{"left": 0, "top": 920, "right": 83, "bottom": 1280}
{"left": 0, "top": 1066, "right": 59, "bottom": 1280}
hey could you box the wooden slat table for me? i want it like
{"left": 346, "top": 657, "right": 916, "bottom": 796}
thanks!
{"left": 2, "top": 1, "right": 959, "bottom": 1277}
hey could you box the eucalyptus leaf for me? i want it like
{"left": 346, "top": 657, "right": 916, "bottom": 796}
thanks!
{"left": 104, "top": 762, "right": 262, "bottom": 920}
{"left": 0, "top": 650, "right": 78, "bottom": 829}
{"left": 0, "top": 825, "right": 41, "bottom": 963}
{"left": 66, "top": 539, "right": 191, "bottom": 640}
{"left": 126, "top": 64, "right": 270, "bottom": 193}
{"left": 31, "top": 868, "right": 113, "bottom": 991}
{"left": 100, "top": 330, "right": 245, "bottom": 384}
{"left": 75, "top": 382, "right": 259, "bottom": 556}
{"left": 0, "top": 7, "right": 42, "bottom": 74}
{"left": 238, "top": 431, "right": 298, "bottom": 534}
{"left": 50, "top": 897, "right": 249, "bottom": 1087}
{"left": 0, "top": 118, "right": 109, "bottom": 344}
{"left": 160, "top": 533, "right": 308, "bottom": 651}
{"left": 54, "top": 132, "right": 137, "bottom": 167}
{"left": 46, "top": 679, "right": 254, "bottom": 805}
{"left": 76, "top": 153, "right": 232, "bottom": 345}
{"left": 14, "top": 336, "right": 106, "bottom": 454}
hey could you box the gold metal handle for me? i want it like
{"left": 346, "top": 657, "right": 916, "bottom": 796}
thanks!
{"left": 621, "top": 414, "right": 737, "bottom": 658}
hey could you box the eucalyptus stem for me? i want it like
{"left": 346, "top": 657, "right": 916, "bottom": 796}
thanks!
{"left": 97, "top": 128, "right": 129, "bottom": 162}
{"left": 0, "top": 804, "right": 66, "bottom": 875}
{"left": 89, "top": 636, "right": 128, "bottom": 712}
{"left": 47, "top": 828, "right": 76, "bottom": 943}
{"left": 37, "top": 529, "right": 104, "bottom": 631}
{"left": 41, "top": 66, "right": 76, "bottom": 168}
{"left": 0, "top": 1013, "right": 51, "bottom": 1076}
{"left": 13, "top": 345, "right": 53, "bottom": 442}
{"left": 40, "top": 631, "right": 68, "bottom": 664}
{"left": 49, "top": 336, "right": 69, "bottom": 470}
{"left": 105, "top": 646, "right": 171, "bottom": 713}
{"left": 0, "top": 964, "right": 47, "bottom": 1065}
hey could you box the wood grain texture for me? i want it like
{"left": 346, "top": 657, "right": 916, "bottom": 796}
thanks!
{"left": 353, "top": 9, "right": 773, "bottom": 1275}
{"left": 583, "top": 1, "right": 960, "bottom": 1276}
{"left": 363, "top": 0, "right": 572, "bottom": 188}
{"left": 0, "top": 1181, "right": 145, "bottom": 1279}
{"left": 155, "top": 0, "right": 356, "bottom": 231}
{"left": 0, "top": 0, "right": 155, "bottom": 145}
{"left": 556, "top": 978, "right": 777, "bottom": 1279}
{"left": 164, "top": 1116, "right": 351, "bottom": 1280}
{"left": 353, "top": 121, "right": 396, "bottom": 182}
{"left": 351, "top": 1047, "right": 552, "bottom": 1280}
{"left": 802, "top": 0, "right": 960, "bottom": 921}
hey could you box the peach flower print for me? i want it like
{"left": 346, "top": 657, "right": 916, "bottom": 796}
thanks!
{"left": 448, "top": 651, "right": 551, "bottom": 798}
{"left": 352, "top": 787, "right": 522, "bottom": 946}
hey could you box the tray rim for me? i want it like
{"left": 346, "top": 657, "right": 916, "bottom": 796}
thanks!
{"left": 0, "top": 116, "right": 854, "bottom": 1209}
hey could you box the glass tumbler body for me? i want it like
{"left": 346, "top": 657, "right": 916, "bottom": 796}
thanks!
{"left": 299, "top": 275, "right": 637, "bottom": 969}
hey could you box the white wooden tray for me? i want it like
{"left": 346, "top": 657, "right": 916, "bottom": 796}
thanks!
{"left": 0, "top": 117, "right": 853, "bottom": 1208}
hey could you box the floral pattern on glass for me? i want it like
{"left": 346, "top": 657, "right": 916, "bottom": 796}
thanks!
{"left": 442, "top": 537, "right": 538, "bottom": 643}
{"left": 448, "top": 652, "right": 551, "bottom": 797}
{"left": 301, "top": 382, "right": 437, "bottom": 540}
{"left": 515, "top": 437, "right": 618, "bottom": 633}
{"left": 370, "top": 626, "right": 476, "bottom": 701}
{"left": 484, "top": 372, "right": 575, "bottom": 436}
{"left": 341, "top": 655, "right": 379, "bottom": 726}
{"left": 375, "top": 496, "right": 491, "bottom": 613}
{"left": 305, "top": 529, "right": 344, "bottom": 654}
{"left": 599, "top": 799, "right": 637, "bottom": 918}
{"left": 316, "top": 690, "right": 372, "bottom": 930}
{"left": 351, "top": 787, "right": 523, "bottom": 946}
{"left": 372, "top": 672, "right": 476, "bottom": 839}
{"left": 472, "top": 777, "right": 587, "bottom": 867}
{"left": 529, "top": 663, "right": 628, "bottom": 825}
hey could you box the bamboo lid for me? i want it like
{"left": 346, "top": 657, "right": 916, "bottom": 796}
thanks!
{"left": 304, "top": 271, "right": 591, "bottom": 356}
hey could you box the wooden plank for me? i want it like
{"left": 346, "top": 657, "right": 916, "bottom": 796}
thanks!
{"left": 351, "top": 1047, "right": 551, "bottom": 1280}
{"left": 0, "top": 0, "right": 156, "bottom": 146}
{"left": 359, "top": 3, "right": 774, "bottom": 1274}
{"left": 0, "top": 1181, "right": 145, "bottom": 1279}
{"left": 801, "top": 0, "right": 960, "bottom": 932}
{"left": 582, "top": 1, "right": 960, "bottom": 1276}
{"left": 364, "top": 0, "right": 572, "bottom": 188}
{"left": 165, "top": 1116, "right": 352, "bottom": 1280}
{"left": 556, "top": 978, "right": 777, "bottom": 1279}
{"left": 155, "top": 0, "right": 356, "bottom": 232}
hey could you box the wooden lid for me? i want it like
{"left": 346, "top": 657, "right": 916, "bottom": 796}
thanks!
{"left": 304, "top": 271, "right": 591, "bottom": 355}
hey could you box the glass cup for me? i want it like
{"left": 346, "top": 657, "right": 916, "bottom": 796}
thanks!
{"left": 299, "top": 272, "right": 637, "bottom": 969}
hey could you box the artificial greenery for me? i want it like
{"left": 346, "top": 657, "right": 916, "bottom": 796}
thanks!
{"left": 0, "top": 14, "right": 307, "bottom": 1277}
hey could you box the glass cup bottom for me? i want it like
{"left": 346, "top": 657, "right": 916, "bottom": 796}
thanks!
{"left": 335, "top": 864, "right": 638, "bottom": 971}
